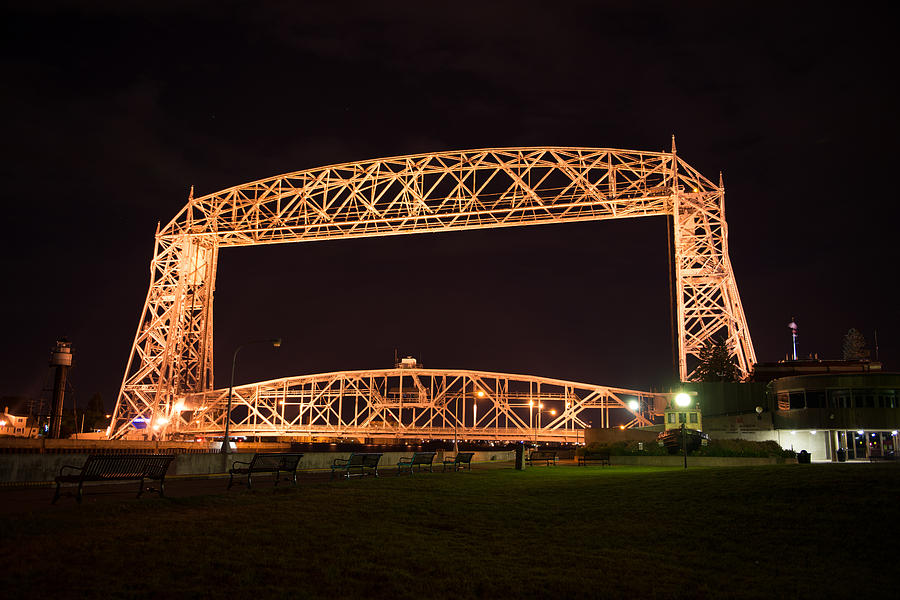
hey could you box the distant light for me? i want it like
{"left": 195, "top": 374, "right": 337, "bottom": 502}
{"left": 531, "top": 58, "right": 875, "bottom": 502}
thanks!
{"left": 619, "top": 425, "right": 626, "bottom": 430}
{"left": 810, "top": 430, "right": 817, "bottom": 435}
{"left": 0, "top": 420, "right": 6, "bottom": 427}
{"left": 476, "top": 390, "right": 485, "bottom": 398}
{"left": 857, "top": 430, "right": 864, "bottom": 435}
{"left": 529, "top": 400, "right": 534, "bottom": 406}
{"left": 627, "top": 400, "right": 640, "bottom": 411}
{"left": 675, "top": 393, "right": 691, "bottom": 407}
{"left": 549, "top": 409, "right": 557, "bottom": 416}
{"left": 152, "top": 424, "right": 161, "bottom": 431}
{"left": 157, "top": 416, "right": 169, "bottom": 425}
{"left": 174, "top": 401, "right": 185, "bottom": 412}
{"left": 893, "top": 431, "right": 898, "bottom": 435}
{"left": 790, "top": 430, "right": 796, "bottom": 435}
{"left": 538, "top": 403, "right": 544, "bottom": 409}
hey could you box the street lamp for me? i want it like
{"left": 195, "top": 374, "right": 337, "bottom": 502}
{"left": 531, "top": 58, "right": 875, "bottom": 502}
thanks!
{"left": 221, "top": 338, "right": 281, "bottom": 454}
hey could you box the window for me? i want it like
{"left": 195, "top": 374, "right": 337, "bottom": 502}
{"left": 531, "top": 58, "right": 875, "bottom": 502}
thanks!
{"left": 789, "top": 392, "right": 805, "bottom": 410}
{"left": 806, "top": 390, "right": 826, "bottom": 408}
{"left": 829, "top": 390, "right": 850, "bottom": 408}
{"left": 689, "top": 412, "right": 698, "bottom": 423}
{"left": 678, "top": 412, "right": 687, "bottom": 423}
{"left": 777, "top": 392, "right": 790, "bottom": 410}
{"left": 668, "top": 413, "right": 675, "bottom": 424}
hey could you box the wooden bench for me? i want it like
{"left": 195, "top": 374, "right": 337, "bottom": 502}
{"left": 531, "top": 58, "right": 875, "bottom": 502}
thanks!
{"left": 331, "top": 452, "right": 383, "bottom": 479}
{"left": 228, "top": 452, "right": 304, "bottom": 490}
{"left": 397, "top": 451, "right": 436, "bottom": 474}
{"left": 442, "top": 451, "right": 475, "bottom": 472}
{"left": 52, "top": 454, "right": 176, "bottom": 504}
{"left": 577, "top": 452, "right": 611, "bottom": 466}
{"left": 526, "top": 450, "right": 558, "bottom": 466}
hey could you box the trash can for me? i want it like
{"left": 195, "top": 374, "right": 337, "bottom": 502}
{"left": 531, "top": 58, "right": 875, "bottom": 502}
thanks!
{"left": 798, "top": 450, "right": 811, "bottom": 464}
{"left": 836, "top": 449, "right": 847, "bottom": 462}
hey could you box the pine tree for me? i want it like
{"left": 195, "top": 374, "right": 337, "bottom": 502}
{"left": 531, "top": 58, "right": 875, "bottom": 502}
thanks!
{"left": 692, "top": 338, "right": 741, "bottom": 382}
{"left": 842, "top": 328, "right": 869, "bottom": 360}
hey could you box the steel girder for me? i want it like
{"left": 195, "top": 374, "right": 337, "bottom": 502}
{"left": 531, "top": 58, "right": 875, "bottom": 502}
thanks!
{"left": 175, "top": 368, "right": 666, "bottom": 443}
{"left": 110, "top": 145, "right": 756, "bottom": 439}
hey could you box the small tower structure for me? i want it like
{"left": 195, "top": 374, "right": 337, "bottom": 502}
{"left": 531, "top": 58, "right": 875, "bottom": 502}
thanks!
{"left": 48, "top": 339, "right": 73, "bottom": 439}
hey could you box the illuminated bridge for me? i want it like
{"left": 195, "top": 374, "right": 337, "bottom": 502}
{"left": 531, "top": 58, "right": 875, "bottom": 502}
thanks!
{"left": 177, "top": 367, "right": 668, "bottom": 443}
{"left": 110, "top": 142, "right": 756, "bottom": 440}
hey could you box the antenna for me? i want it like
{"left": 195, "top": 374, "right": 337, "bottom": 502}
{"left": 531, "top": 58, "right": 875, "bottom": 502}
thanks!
{"left": 788, "top": 318, "right": 798, "bottom": 361}
{"left": 874, "top": 329, "right": 880, "bottom": 361}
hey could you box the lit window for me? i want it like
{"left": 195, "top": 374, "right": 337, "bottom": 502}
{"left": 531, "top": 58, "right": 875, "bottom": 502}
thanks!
{"left": 668, "top": 413, "right": 675, "bottom": 424}
{"left": 689, "top": 413, "right": 698, "bottom": 423}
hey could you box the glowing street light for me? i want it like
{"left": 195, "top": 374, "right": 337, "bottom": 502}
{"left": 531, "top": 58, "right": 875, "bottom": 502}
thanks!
{"left": 675, "top": 392, "right": 692, "bottom": 407}
{"left": 627, "top": 399, "right": 640, "bottom": 411}
{"left": 221, "top": 338, "right": 282, "bottom": 454}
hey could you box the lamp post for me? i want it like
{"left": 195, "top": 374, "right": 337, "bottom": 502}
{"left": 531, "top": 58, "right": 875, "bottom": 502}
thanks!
{"left": 221, "top": 338, "right": 281, "bottom": 454}
{"left": 472, "top": 388, "right": 485, "bottom": 438}
{"left": 674, "top": 392, "right": 692, "bottom": 469}
{"left": 529, "top": 400, "right": 534, "bottom": 444}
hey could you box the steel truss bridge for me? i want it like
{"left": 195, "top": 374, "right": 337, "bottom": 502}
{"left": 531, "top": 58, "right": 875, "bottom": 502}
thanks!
{"left": 179, "top": 368, "right": 667, "bottom": 443}
{"left": 110, "top": 141, "right": 756, "bottom": 440}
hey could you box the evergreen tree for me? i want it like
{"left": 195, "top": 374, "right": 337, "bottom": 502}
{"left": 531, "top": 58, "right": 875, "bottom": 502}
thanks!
{"left": 842, "top": 328, "right": 869, "bottom": 360}
{"left": 693, "top": 338, "right": 741, "bottom": 382}
{"left": 81, "top": 393, "right": 107, "bottom": 432}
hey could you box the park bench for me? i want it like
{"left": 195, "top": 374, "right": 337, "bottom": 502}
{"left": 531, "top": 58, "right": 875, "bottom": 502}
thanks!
{"left": 227, "top": 452, "right": 304, "bottom": 490}
{"left": 331, "top": 452, "right": 383, "bottom": 479}
{"left": 577, "top": 452, "right": 611, "bottom": 466}
{"left": 442, "top": 451, "right": 475, "bottom": 472}
{"left": 52, "top": 454, "right": 176, "bottom": 504}
{"left": 397, "top": 451, "right": 436, "bottom": 474}
{"left": 526, "top": 450, "right": 558, "bottom": 466}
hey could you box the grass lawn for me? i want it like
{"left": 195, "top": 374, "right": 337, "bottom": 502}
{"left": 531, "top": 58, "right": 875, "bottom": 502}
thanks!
{"left": 2, "top": 464, "right": 898, "bottom": 599}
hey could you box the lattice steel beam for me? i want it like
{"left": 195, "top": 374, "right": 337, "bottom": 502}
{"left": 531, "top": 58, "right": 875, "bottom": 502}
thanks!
{"left": 173, "top": 368, "right": 665, "bottom": 443}
{"left": 110, "top": 144, "right": 756, "bottom": 440}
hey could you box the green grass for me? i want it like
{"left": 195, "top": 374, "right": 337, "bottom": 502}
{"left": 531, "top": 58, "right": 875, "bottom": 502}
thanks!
{"left": 3, "top": 465, "right": 899, "bottom": 599}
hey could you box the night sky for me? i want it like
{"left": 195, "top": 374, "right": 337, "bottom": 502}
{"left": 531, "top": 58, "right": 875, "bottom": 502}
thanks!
{"left": 2, "top": 2, "right": 896, "bottom": 411}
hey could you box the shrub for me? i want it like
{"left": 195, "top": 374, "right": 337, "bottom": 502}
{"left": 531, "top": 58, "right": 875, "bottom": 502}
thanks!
{"left": 693, "top": 438, "right": 794, "bottom": 458}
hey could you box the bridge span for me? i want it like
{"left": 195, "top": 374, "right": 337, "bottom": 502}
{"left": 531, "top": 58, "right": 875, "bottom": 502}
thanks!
{"left": 166, "top": 367, "right": 669, "bottom": 443}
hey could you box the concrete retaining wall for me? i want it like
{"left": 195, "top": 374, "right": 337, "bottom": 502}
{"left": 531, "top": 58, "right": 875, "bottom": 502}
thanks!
{"left": 0, "top": 449, "right": 515, "bottom": 485}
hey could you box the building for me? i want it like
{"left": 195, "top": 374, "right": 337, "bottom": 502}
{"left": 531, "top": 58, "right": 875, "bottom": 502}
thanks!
{"left": 0, "top": 406, "right": 38, "bottom": 438}
{"left": 683, "top": 360, "right": 899, "bottom": 461}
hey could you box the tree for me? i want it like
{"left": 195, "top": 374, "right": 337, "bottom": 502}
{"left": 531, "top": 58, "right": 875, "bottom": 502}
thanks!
{"left": 692, "top": 338, "right": 741, "bottom": 382}
{"left": 842, "top": 328, "right": 869, "bottom": 360}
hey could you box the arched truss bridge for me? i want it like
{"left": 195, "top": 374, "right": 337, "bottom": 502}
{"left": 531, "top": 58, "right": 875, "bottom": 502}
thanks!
{"left": 177, "top": 367, "right": 668, "bottom": 443}
{"left": 111, "top": 142, "right": 756, "bottom": 440}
